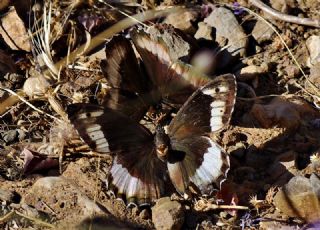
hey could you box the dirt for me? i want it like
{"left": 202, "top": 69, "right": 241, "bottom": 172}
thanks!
{"left": 0, "top": 0, "right": 320, "bottom": 229}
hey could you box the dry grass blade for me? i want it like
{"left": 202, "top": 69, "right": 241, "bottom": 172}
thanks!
{"left": 0, "top": 86, "right": 63, "bottom": 122}
{"left": 30, "top": 2, "right": 59, "bottom": 78}
{"left": 194, "top": 199, "right": 248, "bottom": 212}
{"left": 0, "top": 210, "right": 55, "bottom": 228}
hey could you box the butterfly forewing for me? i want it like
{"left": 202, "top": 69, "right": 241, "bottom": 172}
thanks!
{"left": 101, "top": 35, "right": 149, "bottom": 93}
{"left": 130, "top": 29, "right": 172, "bottom": 89}
{"left": 67, "top": 103, "right": 166, "bottom": 204}
{"left": 168, "top": 74, "right": 237, "bottom": 140}
{"left": 131, "top": 28, "right": 212, "bottom": 105}
{"left": 100, "top": 35, "right": 150, "bottom": 120}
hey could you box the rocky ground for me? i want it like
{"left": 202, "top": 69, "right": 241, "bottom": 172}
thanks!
{"left": 0, "top": 0, "right": 320, "bottom": 229}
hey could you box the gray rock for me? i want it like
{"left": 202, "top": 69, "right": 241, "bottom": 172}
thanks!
{"left": 2, "top": 130, "right": 18, "bottom": 143}
{"left": 204, "top": 6, "right": 248, "bottom": 68}
{"left": 194, "top": 22, "right": 213, "bottom": 41}
{"left": 147, "top": 25, "right": 194, "bottom": 62}
{"left": 0, "top": 189, "right": 16, "bottom": 202}
{"left": 152, "top": 197, "right": 185, "bottom": 230}
{"left": 306, "top": 35, "right": 320, "bottom": 67}
{"left": 252, "top": 20, "right": 275, "bottom": 44}
{"left": 274, "top": 176, "right": 320, "bottom": 222}
{"left": 306, "top": 63, "right": 320, "bottom": 97}
{"left": 164, "top": 10, "right": 198, "bottom": 34}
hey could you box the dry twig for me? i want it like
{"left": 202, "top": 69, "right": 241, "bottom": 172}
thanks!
{"left": 249, "top": 0, "right": 320, "bottom": 28}
{"left": 194, "top": 199, "right": 248, "bottom": 212}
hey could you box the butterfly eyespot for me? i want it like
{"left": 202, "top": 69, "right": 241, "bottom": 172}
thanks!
{"left": 86, "top": 112, "right": 91, "bottom": 118}
{"left": 215, "top": 88, "right": 220, "bottom": 93}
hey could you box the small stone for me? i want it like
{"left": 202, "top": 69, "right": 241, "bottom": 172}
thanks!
{"left": 0, "top": 189, "right": 18, "bottom": 203}
{"left": 204, "top": 6, "right": 248, "bottom": 68}
{"left": 274, "top": 176, "right": 320, "bottom": 222}
{"left": 164, "top": 9, "right": 198, "bottom": 34}
{"left": 0, "top": 6, "right": 31, "bottom": 51}
{"left": 306, "top": 35, "right": 320, "bottom": 67}
{"left": 236, "top": 65, "right": 268, "bottom": 81}
{"left": 306, "top": 63, "right": 320, "bottom": 96}
{"left": 147, "top": 24, "right": 195, "bottom": 62}
{"left": 267, "top": 151, "right": 296, "bottom": 182}
{"left": 194, "top": 22, "right": 213, "bottom": 40}
{"left": 270, "top": 0, "right": 296, "bottom": 13}
{"left": 152, "top": 197, "right": 185, "bottom": 230}
{"left": 252, "top": 20, "right": 275, "bottom": 44}
{"left": 2, "top": 130, "right": 18, "bottom": 143}
{"left": 25, "top": 176, "right": 106, "bottom": 225}
{"left": 284, "top": 65, "right": 300, "bottom": 78}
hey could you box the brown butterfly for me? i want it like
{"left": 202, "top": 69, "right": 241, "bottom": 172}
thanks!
{"left": 67, "top": 74, "right": 236, "bottom": 206}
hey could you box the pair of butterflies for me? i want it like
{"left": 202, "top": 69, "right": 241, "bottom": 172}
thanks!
{"left": 67, "top": 25, "right": 237, "bottom": 206}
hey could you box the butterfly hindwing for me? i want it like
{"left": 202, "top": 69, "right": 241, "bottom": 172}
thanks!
{"left": 67, "top": 103, "right": 166, "bottom": 205}
{"left": 166, "top": 74, "right": 237, "bottom": 194}
{"left": 167, "top": 136, "right": 230, "bottom": 195}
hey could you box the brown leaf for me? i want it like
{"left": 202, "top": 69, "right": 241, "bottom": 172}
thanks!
{"left": 21, "top": 148, "right": 59, "bottom": 174}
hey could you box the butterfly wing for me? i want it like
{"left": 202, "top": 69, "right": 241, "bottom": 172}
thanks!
{"left": 67, "top": 103, "right": 166, "bottom": 205}
{"left": 167, "top": 136, "right": 229, "bottom": 195}
{"left": 130, "top": 28, "right": 211, "bottom": 105}
{"left": 166, "top": 74, "right": 237, "bottom": 194}
{"left": 100, "top": 35, "right": 150, "bottom": 120}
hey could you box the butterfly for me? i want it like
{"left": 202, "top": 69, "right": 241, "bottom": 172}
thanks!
{"left": 67, "top": 73, "right": 237, "bottom": 206}
{"left": 100, "top": 25, "right": 212, "bottom": 121}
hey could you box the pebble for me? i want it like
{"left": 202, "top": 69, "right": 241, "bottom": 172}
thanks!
{"left": 252, "top": 20, "right": 275, "bottom": 44}
{"left": 306, "top": 63, "right": 320, "bottom": 96}
{"left": 194, "top": 22, "right": 213, "bottom": 41}
{"left": 2, "top": 130, "right": 18, "bottom": 143}
{"left": 164, "top": 9, "right": 198, "bottom": 34}
{"left": 306, "top": 35, "right": 320, "bottom": 67}
{"left": 152, "top": 197, "right": 185, "bottom": 230}
{"left": 274, "top": 175, "right": 320, "bottom": 222}
{"left": 0, "top": 189, "right": 18, "bottom": 203}
{"left": 147, "top": 24, "right": 194, "bottom": 62}
{"left": 236, "top": 64, "right": 268, "bottom": 81}
{"left": 204, "top": 6, "right": 248, "bottom": 67}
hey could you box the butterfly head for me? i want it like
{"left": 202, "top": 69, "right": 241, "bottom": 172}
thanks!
{"left": 155, "top": 125, "right": 170, "bottom": 161}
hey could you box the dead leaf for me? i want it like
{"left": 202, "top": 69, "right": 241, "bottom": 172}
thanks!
{"left": 21, "top": 148, "right": 59, "bottom": 174}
